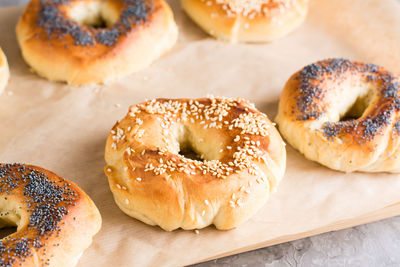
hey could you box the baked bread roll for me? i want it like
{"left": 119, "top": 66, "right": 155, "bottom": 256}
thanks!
{"left": 105, "top": 97, "right": 286, "bottom": 231}
{"left": 181, "top": 0, "right": 308, "bottom": 42}
{"left": 276, "top": 58, "right": 400, "bottom": 172}
{"left": 0, "top": 163, "right": 101, "bottom": 266}
{"left": 16, "top": 0, "right": 178, "bottom": 85}
{"left": 0, "top": 48, "right": 10, "bottom": 95}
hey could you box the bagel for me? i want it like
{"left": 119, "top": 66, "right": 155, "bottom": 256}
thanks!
{"left": 104, "top": 97, "right": 286, "bottom": 231}
{"left": 16, "top": 0, "right": 178, "bottom": 85}
{"left": 276, "top": 58, "right": 400, "bottom": 173}
{"left": 0, "top": 48, "right": 10, "bottom": 95}
{"left": 0, "top": 163, "right": 101, "bottom": 266}
{"left": 181, "top": 0, "right": 308, "bottom": 42}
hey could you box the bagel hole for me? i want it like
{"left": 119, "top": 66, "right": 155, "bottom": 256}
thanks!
{"left": 69, "top": 1, "right": 118, "bottom": 28}
{"left": 179, "top": 142, "right": 204, "bottom": 161}
{"left": 0, "top": 211, "right": 20, "bottom": 239}
{"left": 177, "top": 126, "right": 224, "bottom": 161}
{"left": 0, "top": 226, "right": 17, "bottom": 239}
{"left": 340, "top": 93, "right": 372, "bottom": 121}
{"left": 177, "top": 127, "right": 208, "bottom": 161}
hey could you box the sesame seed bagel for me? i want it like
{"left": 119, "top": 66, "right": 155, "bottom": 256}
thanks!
{"left": 16, "top": 0, "right": 178, "bottom": 85}
{"left": 276, "top": 58, "right": 400, "bottom": 173}
{"left": 181, "top": 0, "right": 308, "bottom": 43}
{"left": 104, "top": 97, "right": 286, "bottom": 231}
{"left": 0, "top": 163, "right": 101, "bottom": 266}
{"left": 0, "top": 48, "right": 10, "bottom": 95}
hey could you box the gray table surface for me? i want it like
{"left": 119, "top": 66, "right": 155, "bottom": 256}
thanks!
{"left": 2, "top": 0, "right": 400, "bottom": 266}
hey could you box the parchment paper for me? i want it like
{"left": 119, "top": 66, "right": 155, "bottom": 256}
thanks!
{"left": 0, "top": 0, "right": 400, "bottom": 266}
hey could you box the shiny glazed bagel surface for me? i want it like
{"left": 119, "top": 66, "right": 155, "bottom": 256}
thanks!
{"left": 276, "top": 58, "right": 400, "bottom": 172}
{"left": 16, "top": 0, "right": 178, "bottom": 85}
{"left": 181, "top": 0, "right": 308, "bottom": 42}
{"left": 105, "top": 97, "right": 286, "bottom": 231}
{"left": 0, "top": 163, "right": 101, "bottom": 267}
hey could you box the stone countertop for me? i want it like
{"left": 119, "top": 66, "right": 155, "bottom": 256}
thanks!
{"left": 3, "top": 0, "right": 400, "bottom": 266}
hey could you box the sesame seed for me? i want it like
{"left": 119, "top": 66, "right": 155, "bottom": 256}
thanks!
{"left": 214, "top": 0, "right": 290, "bottom": 18}
{"left": 112, "top": 97, "right": 272, "bottom": 182}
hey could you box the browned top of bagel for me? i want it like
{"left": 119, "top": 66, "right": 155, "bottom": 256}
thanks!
{"left": 282, "top": 58, "right": 400, "bottom": 144}
{"left": 109, "top": 97, "right": 280, "bottom": 178}
{"left": 215, "top": 0, "right": 292, "bottom": 17}
{"left": 105, "top": 97, "right": 286, "bottom": 230}
{"left": 0, "top": 163, "right": 101, "bottom": 267}
{"left": 17, "top": 0, "right": 178, "bottom": 85}
{"left": 18, "top": 0, "right": 161, "bottom": 57}
{"left": 180, "top": 0, "right": 308, "bottom": 42}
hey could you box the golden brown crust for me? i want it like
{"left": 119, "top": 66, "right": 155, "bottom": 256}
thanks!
{"left": 16, "top": 0, "right": 178, "bottom": 85}
{"left": 105, "top": 97, "right": 286, "bottom": 231}
{"left": 276, "top": 58, "right": 400, "bottom": 172}
{"left": 0, "top": 48, "right": 10, "bottom": 95}
{"left": 0, "top": 163, "right": 101, "bottom": 267}
{"left": 180, "top": 0, "right": 308, "bottom": 42}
